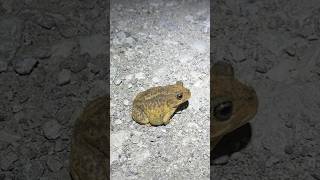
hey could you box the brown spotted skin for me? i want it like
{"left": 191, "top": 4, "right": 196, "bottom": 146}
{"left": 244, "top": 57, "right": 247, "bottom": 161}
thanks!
{"left": 70, "top": 96, "right": 109, "bottom": 180}
{"left": 132, "top": 81, "right": 191, "bottom": 126}
{"left": 211, "top": 62, "right": 258, "bottom": 150}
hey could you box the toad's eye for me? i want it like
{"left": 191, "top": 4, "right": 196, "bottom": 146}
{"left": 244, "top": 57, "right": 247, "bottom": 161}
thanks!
{"left": 214, "top": 101, "right": 233, "bottom": 121}
{"left": 176, "top": 93, "right": 183, "bottom": 100}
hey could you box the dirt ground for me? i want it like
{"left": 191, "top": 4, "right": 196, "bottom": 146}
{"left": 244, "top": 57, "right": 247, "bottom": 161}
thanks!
{"left": 0, "top": 0, "right": 107, "bottom": 179}
{"left": 211, "top": 0, "right": 320, "bottom": 179}
{"left": 110, "top": 0, "right": 210, "bottom": 179}
{"left": 0, "top": 0, "right": 319, "bottom": 179}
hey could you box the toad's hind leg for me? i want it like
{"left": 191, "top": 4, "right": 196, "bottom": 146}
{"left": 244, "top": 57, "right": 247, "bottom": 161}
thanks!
{"left": 132, "top": 105, "right": 149, "bottom": 125}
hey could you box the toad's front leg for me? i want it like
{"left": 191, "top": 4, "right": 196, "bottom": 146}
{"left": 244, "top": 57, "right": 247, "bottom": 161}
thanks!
{"left": 163, "top": 108, "right": 176, "bottom": 125}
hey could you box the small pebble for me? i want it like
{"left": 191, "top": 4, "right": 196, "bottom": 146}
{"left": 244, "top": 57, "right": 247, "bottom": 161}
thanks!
{"left": 114, "top": 79, "right": 122, "bottom": 86}
{"left": 123, "top": 99, "right": 130, "bottom": 106}
{"left": 125, "top": 74, "right": 133, "bottom": 81}
{"left": 213, "top": 155, "right": 229, "bottom": 165}
{"left": 115, "top": 119, "right": 122, "bottom": 125}
{"left": 14, "top": 58, "right": 38, "bottom": 75}
{"left": 46, "top": 157, "right": 63, "bottom": 172}
{"left": 58, "top": 69, "right": 71, "bottom": 86}
{"left": 0, "top": 61, "right": 8, "bottom": 73}
{"left": 135, "top": 72, "right": 145, "bottom": 79}
{"left": 1, "top": 151, "right": 18, "bottom": 170}
{"left": 42, "top": 119, "right": 62, "bottom": 140}
{"left": 152, "top": 77, "right": 160, "bottom": 83}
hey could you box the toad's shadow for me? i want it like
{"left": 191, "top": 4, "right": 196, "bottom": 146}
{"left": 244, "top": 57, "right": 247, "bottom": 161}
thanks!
{"left": 211, "top": 123, "right": 252, "bottom": 162}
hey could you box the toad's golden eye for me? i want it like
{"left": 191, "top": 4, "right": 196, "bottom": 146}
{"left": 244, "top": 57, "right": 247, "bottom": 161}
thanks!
{"left": 214, "top": 101, "right": 233, "bottom": 121}
{"left": 176, "top": 93, "right": 183, "bottom": 100}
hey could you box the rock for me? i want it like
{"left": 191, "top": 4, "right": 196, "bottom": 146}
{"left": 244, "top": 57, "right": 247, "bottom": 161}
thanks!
{"left": 87, "top": 63, "right": 100, "bottom": 74}
{"left": 22, "top": 160, "right": 45, "bottom": 179}
{"left": 14, "top": 58, "right": 38, "bottom": 75}
{"left": 123, "top": 99, "right": 130, "bottom": 106}
{"left": 117, "top": 31, "right": 127, "bottom": 40}
{"left": 124, "top": 37, "right": 135, "bottom": 45}
{"left": 284, "top": 46, "right": 296, "bottom": 57}
{"left": 46, "top": 157, "right": 63, "bottom": 172}
{"left": 114, "top": 119, "right": 122, "bottom": 125}
{"left": 152, "top": 77, "right": 160, "bottom": 83}
{"left": 230, "top": 45, "right": 246, "bottom": 62}
{"left": 114, "top": 79, "right": 122, "bottom": 86}
{"left": 42, "top": 120, "right": 62, "bottom": 140}
{"left": 0, "top": 61, "right": 8, "bottom": 73}
{"left": 55, "top": 140, "right": 65, "bottom": 152}
{"left": 213, "top": 155, "right": 229, "bottom": 165}
{"left": 265, "top": 156, "right": 280, "bottom": 167}
{"left": 0, "top": 151, "right": 18, "bottom": 170}
{"left": 135, "top": 72, "right": 145, "bottom": 79}
{"left": 57, "top": 69, "right": 71, "bottom": 86}
{"left": 185, "top": 15, "right": 194, "bottom": 22}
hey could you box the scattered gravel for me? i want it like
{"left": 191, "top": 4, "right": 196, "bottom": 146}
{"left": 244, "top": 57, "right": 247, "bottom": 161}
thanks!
{"left": 110, "top": 0, "right": 210, "bottom": 179}
{"left": 0, "top": 0, "right": 107, "bottom": 179}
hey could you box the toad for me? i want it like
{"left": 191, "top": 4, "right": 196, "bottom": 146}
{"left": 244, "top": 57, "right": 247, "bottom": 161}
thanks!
{"left": 132, "top": 81, "right": 191, "bottom": 126}
{"left": 70, "top": 96, "right": 109, "bottom": 180}
{"left": 211, "top": 62, "right": 258, "bottom": 149}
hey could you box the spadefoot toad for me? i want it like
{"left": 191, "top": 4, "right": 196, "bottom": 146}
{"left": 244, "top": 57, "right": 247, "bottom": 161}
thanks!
{"left": 132, "top": 81, "right": 191, "bottom": 126}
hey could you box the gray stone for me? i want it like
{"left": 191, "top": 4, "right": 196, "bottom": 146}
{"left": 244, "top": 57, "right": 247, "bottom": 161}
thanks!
{"left": 42, "top": 120, "right": 62, "bottom": 140}
{"left": 213, "top": 155, "right": 230, "bottom": 165}
{"left": 14, "top": 58, "right": 38, "bottom": 75}
{"left": 46, "top": 157, "right": 63, "bottom": 172}
{"left": 0, "top": 151, "right": 18, "bottom": 170}
{"left": 123, "top": 99, "right": 130, "bottom": 106}
{"left": 57, "top": 69, "right": 71, "bottom": 86}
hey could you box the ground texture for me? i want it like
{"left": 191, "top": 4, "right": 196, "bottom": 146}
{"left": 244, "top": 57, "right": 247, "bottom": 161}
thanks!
{"left": 0, "top": 0, "right": 107, "bottom": 179}
{"left": 211, "top": 0, "right": 320, "bottom": 179}
{"left": 110, "top": 0, "right": 210, "bottom": 179}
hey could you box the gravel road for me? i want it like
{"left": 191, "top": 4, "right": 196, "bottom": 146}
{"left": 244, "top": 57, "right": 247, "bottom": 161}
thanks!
{"left": 110, "top": 0, "right": 210, "bottom": 179}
